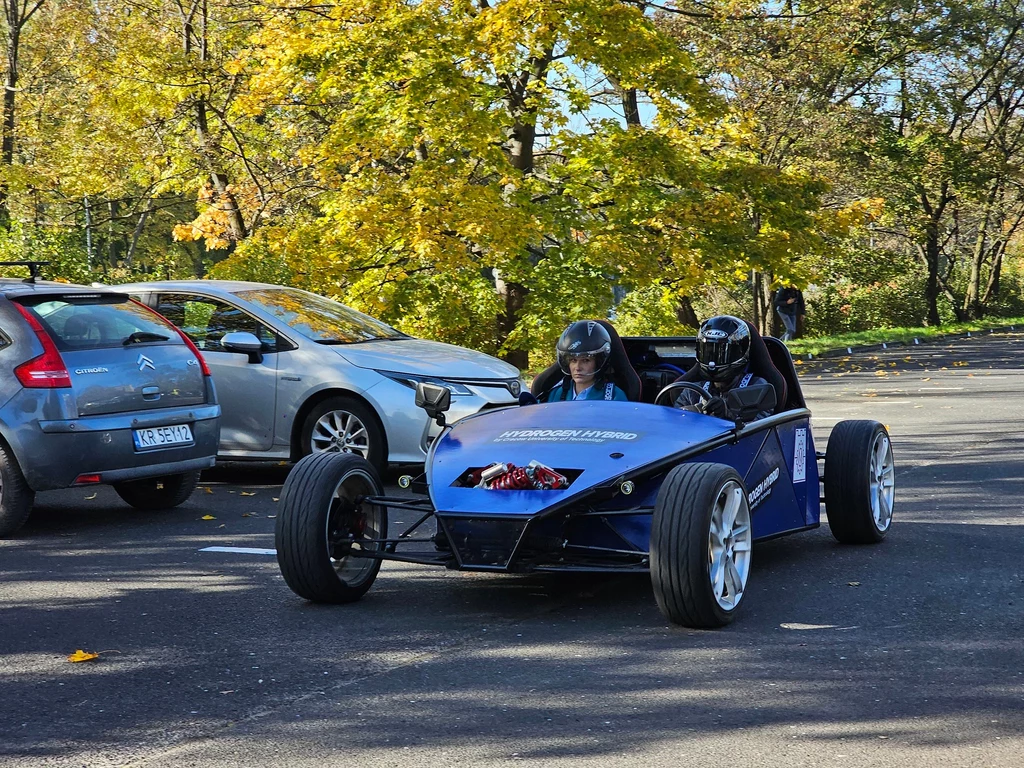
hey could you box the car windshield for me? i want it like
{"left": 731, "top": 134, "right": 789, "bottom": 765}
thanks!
{"left": 235, "top": 288, "right": 406, "bottom": 343}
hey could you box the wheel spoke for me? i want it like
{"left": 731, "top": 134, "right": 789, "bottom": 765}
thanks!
{"left": 710, "top": 553, "right": 726, "bottom": 597}
{"left": 721, "top": 488, "right": 741, "bottom": 532}
{"left": 724, "top": 556, "right": 744, "bottom": 600}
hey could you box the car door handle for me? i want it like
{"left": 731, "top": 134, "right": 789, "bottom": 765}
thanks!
{"left": 142, "top": 386, "right": 161, "bottom": 400}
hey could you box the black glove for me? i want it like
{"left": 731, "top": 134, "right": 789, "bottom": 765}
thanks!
{"left": 702, "top": 395, "right": 729, "bottom": 418}
{"left": 518, "top": 391, "right": 539, "bottom": 406}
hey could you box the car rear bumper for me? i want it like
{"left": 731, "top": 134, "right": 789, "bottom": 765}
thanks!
{"left": 23, "top": 404, "right": 220, "bottom": 490}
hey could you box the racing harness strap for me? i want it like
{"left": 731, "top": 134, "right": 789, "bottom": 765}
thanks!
{"left": 604, "top": 382, "right": 615, "bottom": 400}
{"left": 702, "top": 373, "right": 753, "bottom": 394}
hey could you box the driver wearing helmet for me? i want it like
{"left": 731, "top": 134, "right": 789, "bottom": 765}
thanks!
{"left": 675, "top": 315, "right": 774, "bottom": 420}
{"left": 543, "top": 321, "right": 629, "bottom": 402}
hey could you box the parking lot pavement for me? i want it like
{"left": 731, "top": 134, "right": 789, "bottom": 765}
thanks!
{"left": 2, "top": 332, "right": 1024, "bottom": 767}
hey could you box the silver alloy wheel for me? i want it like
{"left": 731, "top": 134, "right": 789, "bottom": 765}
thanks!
{"left": 870, "top": 431, "right": 895, "bottom": 532}
{"left": 311, "top": 409, "right": 370, "bottom": 457}
{"left": 707, "top": 479, "right": 752, "bottom": 611}
{"left": 325, "top": 470, "right": 384, "bottom": 584}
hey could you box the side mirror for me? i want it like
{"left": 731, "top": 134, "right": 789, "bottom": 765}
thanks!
{"left": 415, "top": 381, "right": 452, "bottom": 426}
{"left": 221, "top": 331, "right": 263, "bottom": 364}
{"left": 725, "top": 383, "right": 777, "bottom": 423}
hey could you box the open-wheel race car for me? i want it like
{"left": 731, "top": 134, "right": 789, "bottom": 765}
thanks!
{"left": 274, "top": 322, "right": 895, "bottom": 628}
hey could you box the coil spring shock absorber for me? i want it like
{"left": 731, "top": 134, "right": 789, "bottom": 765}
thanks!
{"left": 490, "top": 464, "right": 534, "bottom": 490}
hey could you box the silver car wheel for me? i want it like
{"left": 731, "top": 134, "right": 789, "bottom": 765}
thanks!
{"left": 869, "top": 431, "right": 895, "bottom": 532}
{"left": 311, "top": 409, "right": 370, "bottom": 457}
{"left": 707, "top": 479, "right": 752, "bottom": 612}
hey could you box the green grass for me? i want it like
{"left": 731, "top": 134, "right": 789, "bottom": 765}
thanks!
{"left": 786, "top": 316, "right": 1024, "bottom": 357}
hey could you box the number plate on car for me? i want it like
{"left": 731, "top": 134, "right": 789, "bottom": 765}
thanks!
{"left": 132, "top": 424, "right": 194, "bottom": 450}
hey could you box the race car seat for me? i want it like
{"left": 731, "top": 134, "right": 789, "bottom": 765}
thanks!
{"left": 674, "top": 320, "right": 788, "bottom": 414}
{"left": 531, "top": 319, "right": 643, "bottom": 401}
{"left": 763, "top": 336, "right": 806, "bottom": 410}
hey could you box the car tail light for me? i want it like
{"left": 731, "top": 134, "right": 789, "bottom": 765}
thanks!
{"left": 12, "top": 304, "right": 72, "bottom": 388}
{"left": 132, "top": 299, "right": 212, "bottom": 377}
{"left": 74, "top": 473, "right": 102, "bottom": 485}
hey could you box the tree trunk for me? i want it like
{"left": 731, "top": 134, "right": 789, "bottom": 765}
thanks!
{"left": 0, "top": 19, "right": 20, "bottom": 231}
{"left": 963, "top": 182, "right": 998, "bottom": 319}
{"left": 675, "top": 295, "right": 699, "bottom": 330}
{"left": 493, "top": 268, "right": 529, "bottom": 370}
{"left": 923, "top": 221, "right": 942, "bottom": 326}
{"left": 752, "top": 270, "right": 774, "bottom": 336}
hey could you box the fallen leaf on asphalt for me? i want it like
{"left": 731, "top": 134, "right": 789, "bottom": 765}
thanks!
{"left": 67, "top": 649, "right": 99, "bottom": 663}
{"left": 861, "top": 392, "right": 878, "bottom": 397}
{"left": 272, "top": 497, "right": 279, "bottom": 502}
{"left": 84, "top": 493, "right": 97, "bottom": 500}
{"left": 921, "top": 377, "right": 931, "bottom": 381}
{"left": 903, "top": 356, "right": 912, "bottom": 362}
{"left": 848, "top": 582, "right": 861, "bottom": 587}
{"left": 240, "top": 491, "right": 256, "bottom": 496}
{"left": 953, "top": 361, "right": 969, "bottom": 367}
{"left": 795, "top": 359, "right": 803, "bottom": 365}
{"left": 220, "top": 690, "right": 235, "bottom": 695}
{"left": 874, "top": 370, "right": 887, "bottom": 376}
{"left": 217, "top": 524, "right": 226, "bottom": 529}
{"left": 202, "top": 487, "right": 214, "bottom": 494}
{"left": 241, "top": 513, "right": 252, "bottom": 518}
{"left": 267, "top": 515, "right": 276, "bottom": 518}
{"left": 201, "top": 515, "right": 216, "bottom": 520}
{"left": 278, "top": 461, "right": 288, "bottom": 466}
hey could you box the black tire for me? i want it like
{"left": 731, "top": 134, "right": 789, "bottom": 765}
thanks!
{"left": 276, "top": 452, "right": 388, "bottom": 603}
{"left": 651, "top": 462, "right": 752, "bottom": 628}
{"left": 299, "top": 395, "right": 387, "bottom": 473}
{"left": 113, "top": 470, "right": 201, "bottom": 510}
{"left": 0, "top": 441, "right": 35, "bottom": 537}
{"left": 824, "top": 420, "right": 894, "bottom": 544}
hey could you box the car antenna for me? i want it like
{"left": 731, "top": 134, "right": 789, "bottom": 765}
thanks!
{"left": 0, "top": 260, "right": 50, "bottom": 284}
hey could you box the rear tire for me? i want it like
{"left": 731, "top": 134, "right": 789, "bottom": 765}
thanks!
{"left": 651, "top": 462, "right": 752, "bottom": 628}
{"left": 824, "top": 420, "right": 894, "bottom": 544}
{"left": 113, "top": 470, "right": 201, "bottom": 510}
{"left": 276, "top": 452, "right": 388, "bottom": 603}
{"left": 0, "top": 442, "right": 35, "bottom": 537}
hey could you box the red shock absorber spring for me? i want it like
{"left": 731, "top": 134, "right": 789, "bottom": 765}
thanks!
{"left": 490, "top": 464, "right": 534, "bottom": 490}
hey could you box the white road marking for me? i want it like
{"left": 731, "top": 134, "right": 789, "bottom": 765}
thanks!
{"left": 919, "top": 386, "right": 966, "bottom": 391}
{"left": 200, "top": 546, "right": 277, "bottom": 556}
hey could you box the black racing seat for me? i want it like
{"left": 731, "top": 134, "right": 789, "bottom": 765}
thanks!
{"left": 531, "top": 319, "right": 643, "bottom": 401}
{"left": 675, "top": 320, "right": 789, "bottom": 414}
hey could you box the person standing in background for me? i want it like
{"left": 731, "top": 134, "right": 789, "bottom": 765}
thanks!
{"left": 773, "top": 285, "right": 805, "bottom": 341}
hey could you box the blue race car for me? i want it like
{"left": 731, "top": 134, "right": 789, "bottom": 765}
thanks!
{"left": 275, "top": 323, "right": 895, "bottom": 628}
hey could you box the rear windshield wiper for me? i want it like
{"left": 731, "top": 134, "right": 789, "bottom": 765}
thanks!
{"left": 123, "top": 331, "right": 171, "bottom": 345}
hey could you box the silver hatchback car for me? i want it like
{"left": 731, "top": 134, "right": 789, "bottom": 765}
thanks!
{"left": 0, "top": 273, "right": 220, "bottom": 537}
{"left": 119, "top": 281, "right": 523, "bottom": 470}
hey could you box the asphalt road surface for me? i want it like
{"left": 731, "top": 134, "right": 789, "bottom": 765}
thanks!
{"left": 2, "top": 331, "right": 1023, "bottom": 767}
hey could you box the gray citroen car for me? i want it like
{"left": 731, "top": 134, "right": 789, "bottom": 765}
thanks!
{"left": 118, "top": 281, "right": 523, "bottom": 471}
{"left": 0, "top": 273, "right": 221, "bottom": 537}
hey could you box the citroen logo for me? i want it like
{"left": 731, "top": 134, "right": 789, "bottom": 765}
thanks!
{"left": 137, "top": 354, "right": 155, "bottom": 371}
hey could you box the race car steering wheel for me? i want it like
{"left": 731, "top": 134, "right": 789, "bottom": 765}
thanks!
{"left": 654, "top": 381, "right": 714, "bottom": 407}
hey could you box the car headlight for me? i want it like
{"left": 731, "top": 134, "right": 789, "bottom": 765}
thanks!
{"left": 377, "top": 371, "right": 474, "bottom": 396}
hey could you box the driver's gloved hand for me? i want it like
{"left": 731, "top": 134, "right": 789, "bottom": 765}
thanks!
{"left": 703, "top": 395, "right": 729, "bottom": 418}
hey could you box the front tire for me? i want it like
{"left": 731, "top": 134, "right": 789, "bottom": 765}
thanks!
{"left": 300, "top": 396, "right": 386, "bottom": 473}
{"left": 651, "top": 462, "right": 752, "bottom": 628}
{"left": 0, "top": 442, "right": 35, "bottom": 537}
{"left": 824, "top": 420, "right": 894, "bottom": 544}
{"left": 276, "top": 452, "right": 388, "bottom": 603}
{"left": 113, "top": 470, "right": 201, "bottom": 510}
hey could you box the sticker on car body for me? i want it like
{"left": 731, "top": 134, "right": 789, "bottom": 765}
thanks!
{"left": 793, "top": 428, "right": 807, "bottom": 483}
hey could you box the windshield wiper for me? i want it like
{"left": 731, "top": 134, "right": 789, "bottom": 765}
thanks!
{"left": 123, "top": 331, "right": 171, "bottom": 345}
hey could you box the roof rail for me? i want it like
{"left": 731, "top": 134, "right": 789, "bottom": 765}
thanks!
{"left": 0, "top": 261, "right": 50, "bottom": 283}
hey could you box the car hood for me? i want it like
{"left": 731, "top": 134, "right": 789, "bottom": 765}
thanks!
{"left": 330, "top": 338, "right": 520, "bottom": 379}
{"left": 428, "top": 401, "right": 733, "bottom": 516}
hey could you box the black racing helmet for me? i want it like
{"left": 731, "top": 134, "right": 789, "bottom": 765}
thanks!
{"left": 556, "top": 321, "right": 612, "bottom": 376}
{"left": 696, "top": 315, "right": 751, "bottom": 383}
